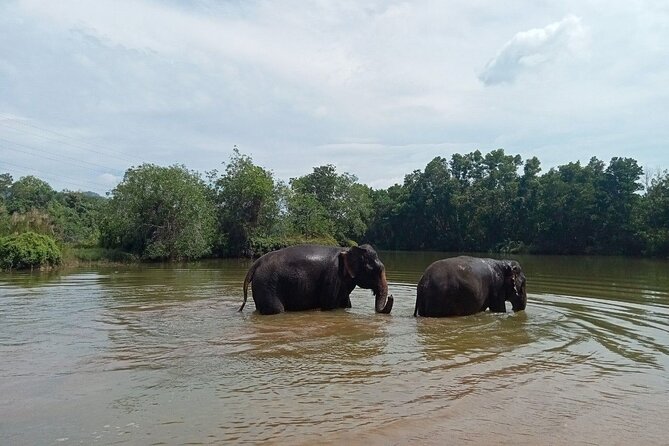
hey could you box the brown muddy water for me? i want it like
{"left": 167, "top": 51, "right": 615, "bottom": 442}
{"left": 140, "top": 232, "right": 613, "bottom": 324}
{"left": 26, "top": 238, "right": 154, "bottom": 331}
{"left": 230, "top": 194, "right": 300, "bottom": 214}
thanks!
{"left": 1, "top": 252, "right": 668, "bottom": 445}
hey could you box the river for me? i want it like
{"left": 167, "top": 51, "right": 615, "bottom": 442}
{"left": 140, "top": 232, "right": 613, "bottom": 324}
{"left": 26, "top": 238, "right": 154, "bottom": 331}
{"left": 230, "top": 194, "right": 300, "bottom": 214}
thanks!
{"left": 1, "top": 252, "right": 668, "bottom": 445}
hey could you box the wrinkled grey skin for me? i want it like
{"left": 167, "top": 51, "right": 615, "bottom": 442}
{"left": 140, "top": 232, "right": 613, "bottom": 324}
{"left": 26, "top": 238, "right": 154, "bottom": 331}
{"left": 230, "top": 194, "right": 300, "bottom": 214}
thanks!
{"left": 414, "top": 256, "right": 527, "bottom": 317}
{"left": 239, "top": 244, "right": 393, "bottom": 315}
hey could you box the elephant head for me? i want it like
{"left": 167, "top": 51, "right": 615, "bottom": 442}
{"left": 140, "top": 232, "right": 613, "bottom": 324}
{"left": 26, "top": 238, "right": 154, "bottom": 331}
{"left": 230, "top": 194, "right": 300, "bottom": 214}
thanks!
{"left": 503, "top": 260, "right": 527, "bottom": 312}
{"left": 340, "top": 244, "right": 394, "bottom": 314}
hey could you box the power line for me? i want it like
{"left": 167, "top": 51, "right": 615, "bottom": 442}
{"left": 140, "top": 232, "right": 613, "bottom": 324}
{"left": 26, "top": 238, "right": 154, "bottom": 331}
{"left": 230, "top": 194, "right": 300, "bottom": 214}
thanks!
{"left": 1, "top": 159, "right": 115, "bottom": 191}
{"left": 4, "top": 168, "right": 102, "bottom": 192}
{"left": 0, "top": 114, "right": 147, "bottom": 165}
{"left": 0, "top": 137, "right": 126, "bottom": 175}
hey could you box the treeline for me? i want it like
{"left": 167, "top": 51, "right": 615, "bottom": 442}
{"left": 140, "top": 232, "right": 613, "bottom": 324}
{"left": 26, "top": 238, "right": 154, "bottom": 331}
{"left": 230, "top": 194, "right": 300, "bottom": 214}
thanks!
{"left": 2, "top": 148, "right": 669, "bottom": 268}
{"left": 367, "top": 151, "right": 668, "bottom": 255}
{"left": 0, "top": 149, "right": 372, "bottom": 265}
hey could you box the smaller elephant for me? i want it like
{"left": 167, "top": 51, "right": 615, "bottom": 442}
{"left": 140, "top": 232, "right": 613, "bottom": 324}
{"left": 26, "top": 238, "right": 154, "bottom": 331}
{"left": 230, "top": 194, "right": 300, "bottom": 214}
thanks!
{"left": 414, "top": 256, "right": 526, "bottom": 317}
{"left": 239, "top": 244, "right": 394, "bottom": 315}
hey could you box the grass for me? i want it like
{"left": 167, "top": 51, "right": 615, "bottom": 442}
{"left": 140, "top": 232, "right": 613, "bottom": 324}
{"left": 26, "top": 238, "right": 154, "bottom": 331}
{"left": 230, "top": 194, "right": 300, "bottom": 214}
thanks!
{"left": 60, "top": 245, "right": 137, "bottom": 266}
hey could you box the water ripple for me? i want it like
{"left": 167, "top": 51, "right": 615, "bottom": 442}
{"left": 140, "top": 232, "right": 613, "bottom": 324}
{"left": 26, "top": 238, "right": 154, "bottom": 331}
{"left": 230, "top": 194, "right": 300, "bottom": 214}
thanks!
{"left": 1, "top": 256, "right": 669, "bottom": 445}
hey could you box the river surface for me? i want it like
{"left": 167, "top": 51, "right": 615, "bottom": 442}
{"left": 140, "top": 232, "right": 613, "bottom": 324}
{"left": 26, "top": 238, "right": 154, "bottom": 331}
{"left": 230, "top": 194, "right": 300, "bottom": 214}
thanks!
{"left": 1, "top": 252, "right": 668, "bottom": 445}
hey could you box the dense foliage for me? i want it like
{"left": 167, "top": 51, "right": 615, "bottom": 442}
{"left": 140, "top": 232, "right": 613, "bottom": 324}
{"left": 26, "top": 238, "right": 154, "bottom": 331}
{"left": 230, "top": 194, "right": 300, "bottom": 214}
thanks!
{"left": 289, "top": 165, "right": 372, "bottom": 245}
{"left": 100, "top": 164, "right": 216, "bottom": 260}
{"left": 366, "top": 151, "right": 651, "bottom": 255}
{"left": 210, "top": 148, "right": 283, "bottom": 256}
{"left": 2, "top": 148, "right": 669, "bottom": 264}
{"left": 0, "top": 173, "right": 106, "bottom": 261}
{"left": 0, "top": 231, "right": 62, "bottom": 270}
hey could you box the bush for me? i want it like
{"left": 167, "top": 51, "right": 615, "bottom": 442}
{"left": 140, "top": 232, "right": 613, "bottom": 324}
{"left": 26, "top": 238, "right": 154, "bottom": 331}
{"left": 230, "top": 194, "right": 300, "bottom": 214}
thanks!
{"left": 0, "top": 231, "right": 62, "bottom": 270}
{"left": 495, "top": 239, "right": 529, "bottom": 254}
{"left": 62, "top": 246, "right": 137, "bottom": 263}
{"left": 248, "top": 234, "right": 339, "bottom": 257}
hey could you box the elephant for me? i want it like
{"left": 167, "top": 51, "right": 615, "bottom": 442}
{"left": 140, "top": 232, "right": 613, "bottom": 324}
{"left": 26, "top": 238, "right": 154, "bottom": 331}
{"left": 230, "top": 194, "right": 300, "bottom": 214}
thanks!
{"left": 239, "top": 244, "right": 394, "bottom": 315}
{"left": 414, "top": 256, "right": 526, "bottom": 317}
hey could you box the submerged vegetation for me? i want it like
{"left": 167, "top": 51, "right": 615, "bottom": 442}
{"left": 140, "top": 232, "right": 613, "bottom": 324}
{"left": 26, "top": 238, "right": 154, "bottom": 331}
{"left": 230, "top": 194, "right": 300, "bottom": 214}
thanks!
{"left": 2, "top": 148, "right": 669, "bottom": 269}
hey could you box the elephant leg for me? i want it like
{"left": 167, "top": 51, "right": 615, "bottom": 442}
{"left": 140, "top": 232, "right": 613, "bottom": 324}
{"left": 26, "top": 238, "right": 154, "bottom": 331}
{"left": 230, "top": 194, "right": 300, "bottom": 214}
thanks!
{"left": 251, "top": 282, "right": 285, "bottom": 315}
{"left": 255, "top": 298, "right": 285, "bottom": 315}
{"left": 335, "top": 295, "right": 351, "bottom": 309}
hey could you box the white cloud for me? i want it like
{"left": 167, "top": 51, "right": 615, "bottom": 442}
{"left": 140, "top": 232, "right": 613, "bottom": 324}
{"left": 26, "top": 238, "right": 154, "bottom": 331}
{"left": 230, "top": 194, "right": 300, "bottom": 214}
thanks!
{"left": 479, "top": 15, "right": 588, "bottom": 85}
{"left": 1, "top": 1, "right": 668, "bottom": 194}
{"left": 98, "top": 173, "right": 120, "bottom": 186}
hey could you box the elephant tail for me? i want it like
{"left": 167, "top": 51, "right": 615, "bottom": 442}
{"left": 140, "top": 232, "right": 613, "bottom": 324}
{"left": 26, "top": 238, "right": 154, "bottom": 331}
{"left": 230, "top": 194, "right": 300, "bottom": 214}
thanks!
{"left": 414, "top": 280, "right": 424, "bottom": 317}
{"left": 239, "top": 260, "right": 259, "bottom": 312}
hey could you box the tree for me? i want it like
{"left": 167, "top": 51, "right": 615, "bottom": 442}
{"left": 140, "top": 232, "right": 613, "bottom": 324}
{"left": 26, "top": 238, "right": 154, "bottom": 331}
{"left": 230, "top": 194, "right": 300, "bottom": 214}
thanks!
{"left": 450, "top": 150, "right": 484, "bottom": 186}
{"left": 211, "top": 148, "right": 281, "bottom": 256}
{"left": 638, "top": 171, "right": 669, "bottom": 255}
{"left": 101, "top": 164, "right": 216, "bottom": 260}
{"left": 534, "top": 160, "right": 601, "bottom": 254}
{"left": 6, "top": 175, "right": 55, "bottom": 213}
{"left": 365, "top": 184, "right": 408, "bottom": 249}
{"left": 475, "top": 149, "right": 523, "bottom": 250}
{"left": 595, "top": 157, "right": 644, "bottom": 253}
{"left": 367, "top": 149, "right": 524, "bottom": 252}
{"left": 0, "top": 173, "right": 12, "bottom": 204}
{"left": 399, "top": 157, "right": 459, "bottom": 250}
{"left": 290, "top": 165, "right": 373, "bottom": 244}
{"left": 0, "top": 173, "right": 13, "bottom": 236}
{"left": 49, "top": 191, "right": 106, "bottom": 245}
{"left": 285, "top": 192, "right": 333, "bottom": 237}
{"left": 515, "top": 157, "right": 542, "bottom": 245}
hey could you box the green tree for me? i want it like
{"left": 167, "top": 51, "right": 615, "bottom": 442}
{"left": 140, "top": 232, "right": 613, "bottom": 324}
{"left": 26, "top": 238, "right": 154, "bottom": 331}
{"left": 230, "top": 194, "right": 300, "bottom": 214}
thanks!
{"left": 515, "top": 156, "right": 542, "bottom": 245}
{"left": 595, "top": 157, "right": 644, "bottom": 253}
{"left": 0, "top": 173, "right": 12, "bottom": 204}
{"left": 401, "top": 158, "right": 459, "bottom": 250}
{"left": 211, "top": 149, "right": 281, "bottom": 256}
{"left": 0, "top": 173, "right": 12, "bottom": 236}
{"left": 285, "top": 192, "right": 333, "bottom": 237}
{"left": 474, "top": 149, "right": 523, "bottom": 250}
{"left": 290, "top": 165, "right": 372, "bottom": 244}
{"left": 366, "top": 184, "right": 409, "bottom": 249}
{"left": 450, "top": 150, "right": 485, "bottom": 186}
{"left": 368, "top": 149, "right": 524, "bottom": 252}
{"left": 6, "top": 175, "right": 56, "bottom": 213}
{"left": 101, "top": 164, "right": 215, "bottom": 260}
{"left": 638, "top": 171, "right": 669, "bottom": 255}
{"left": 444, "top": 149, "right": 522, "bottom": 251}
{"left": 534, "top": 160, "right": 599, "bottom": 253}
{"left": 49, "top": 191, "right": 106, "bottom": 245}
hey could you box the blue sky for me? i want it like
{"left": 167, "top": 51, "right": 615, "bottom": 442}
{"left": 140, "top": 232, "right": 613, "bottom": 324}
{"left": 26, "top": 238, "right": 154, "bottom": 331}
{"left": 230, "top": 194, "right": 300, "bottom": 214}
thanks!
{"left": 1, "top": 0, "right": 668, "bottom": 194}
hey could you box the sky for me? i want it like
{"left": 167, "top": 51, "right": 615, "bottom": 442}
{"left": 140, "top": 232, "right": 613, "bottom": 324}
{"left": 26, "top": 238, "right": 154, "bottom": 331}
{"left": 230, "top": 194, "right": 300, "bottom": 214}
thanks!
{"left": 1, "top": 0, "right": 668, "bottom": 194}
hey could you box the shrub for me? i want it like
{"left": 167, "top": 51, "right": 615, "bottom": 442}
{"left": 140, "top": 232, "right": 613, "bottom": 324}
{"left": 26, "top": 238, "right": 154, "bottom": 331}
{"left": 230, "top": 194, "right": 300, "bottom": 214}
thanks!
{"left": 0, "top": 231, "right": 62, "bottom": 270}
{"left": 248, "top": 234, "right": 339, "bottom": 257}
{"left": 62, "top": 246, "right": 136, "bottom": 263}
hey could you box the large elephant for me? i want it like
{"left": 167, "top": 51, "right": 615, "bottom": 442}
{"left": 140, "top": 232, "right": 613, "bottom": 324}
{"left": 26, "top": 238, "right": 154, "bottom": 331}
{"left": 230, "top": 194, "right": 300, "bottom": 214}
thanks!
{"left": 414, "top": 256, "right": 526, "bottom": 317}
{"left": 239, "top": 244, "right": 394, "bottom": 315}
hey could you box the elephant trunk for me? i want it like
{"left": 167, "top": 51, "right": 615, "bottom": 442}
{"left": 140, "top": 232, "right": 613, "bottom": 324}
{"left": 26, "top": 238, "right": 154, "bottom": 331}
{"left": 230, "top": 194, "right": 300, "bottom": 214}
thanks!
{"left": 512, "top": 284, "right": 527, "bottom": 312}
{"left": 374, "top": 270, "right": 393, "bottom": 314}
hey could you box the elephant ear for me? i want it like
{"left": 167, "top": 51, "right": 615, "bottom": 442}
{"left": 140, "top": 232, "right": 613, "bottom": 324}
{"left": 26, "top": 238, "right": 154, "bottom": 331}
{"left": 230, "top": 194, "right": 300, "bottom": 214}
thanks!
{"left": 339, "top": 246, "right": 365, "bottom": 279}
{"left": 339, "top": 249, "right": 357, "bottom": 279}
{"left": 502, "top": 262, "right": 518, "bottom": 294}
